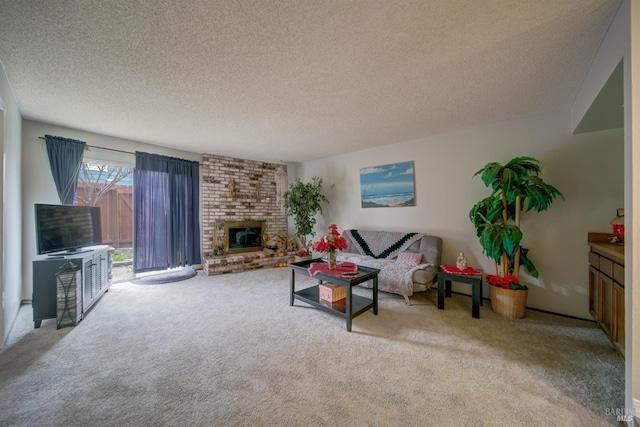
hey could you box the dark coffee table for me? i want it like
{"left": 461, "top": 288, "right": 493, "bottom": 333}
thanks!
{"left": 288, "top": 258, "right": 379, "bottom": 332}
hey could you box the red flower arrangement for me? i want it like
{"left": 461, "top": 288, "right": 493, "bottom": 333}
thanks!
{"left": 486, "top": 274, "right": 528, "bottom": 290}
{"left": 312, "top": 224, "right": 348, "bottom": 253}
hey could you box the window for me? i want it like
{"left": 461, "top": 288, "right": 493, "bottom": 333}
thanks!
{"left": 76, "top": 162, "right": 134, "bottom": 283}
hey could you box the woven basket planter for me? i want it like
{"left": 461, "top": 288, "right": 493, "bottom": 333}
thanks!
{"left": 490, "top": 286, "right": 528, "bottom": 319}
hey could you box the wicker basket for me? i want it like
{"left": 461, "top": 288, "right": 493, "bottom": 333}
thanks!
{"left": 490, "top": 286, "right": 528, "bottom": 319}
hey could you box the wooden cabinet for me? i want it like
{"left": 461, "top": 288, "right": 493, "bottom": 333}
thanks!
{"left": 598, "top": 273, "right": 613, "bottom": 337}
{"left": 612, "top": 282, "right": 625, "bottom": 354}
{"left": 588, "top": 266, "right": 599, "bottom": 320}
{"left": 81, "top": 249, "right": 111, "bottom": 313}
{"left": 33, "top": 246, "right": 112, "bottom": 328}
{"left": 588, "top": 233, "right": 624, "bottom": 357}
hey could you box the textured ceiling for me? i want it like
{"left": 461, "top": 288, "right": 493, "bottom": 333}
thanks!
{"left": 0, "top": 0, "right": 622, "bottom": 162}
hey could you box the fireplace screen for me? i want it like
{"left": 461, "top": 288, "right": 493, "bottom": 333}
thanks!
{"left": 224, "top": 220, "right": 264, "bottom": 254}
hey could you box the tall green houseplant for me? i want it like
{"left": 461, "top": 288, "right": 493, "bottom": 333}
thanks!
{"left": 470, "top": 156, "right": 564, "bottom": 281}
{"left": 284, "top": 177, "right": 329, "bottom": 251}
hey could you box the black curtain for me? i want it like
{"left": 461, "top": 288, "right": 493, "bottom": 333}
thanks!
{"left": 44, "top": 135, "right": 86, "bottom": 205}
{"left": 134, "top": 152, "right": 200, "bottom": 273}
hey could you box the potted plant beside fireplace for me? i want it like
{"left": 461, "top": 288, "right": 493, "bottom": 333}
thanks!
{"left": 469, "top": 156, "right": 564, "bottom": 318}
{"left": 284, "top": 177, "right": 329, "bottom": 258}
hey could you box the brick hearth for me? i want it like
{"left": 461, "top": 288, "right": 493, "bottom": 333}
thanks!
{"left": 203, "top": 250, "right": 295, "bottom": 275}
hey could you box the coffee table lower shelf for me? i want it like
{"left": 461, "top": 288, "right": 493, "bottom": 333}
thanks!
{"left": 293, "top": 285, "right": 375, "bottom": 319}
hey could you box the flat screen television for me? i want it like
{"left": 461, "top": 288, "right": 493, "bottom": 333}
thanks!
{"left": 35, "top": 203, "right": 103, "bottom": 255}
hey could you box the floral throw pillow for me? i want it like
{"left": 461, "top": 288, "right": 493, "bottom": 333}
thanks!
{"left": 395, "top": 252, "right": 423, "bottom": 267}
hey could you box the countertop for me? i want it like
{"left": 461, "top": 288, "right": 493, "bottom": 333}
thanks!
{"left": 588, "top": 232, "right": 624, "bottom": 265}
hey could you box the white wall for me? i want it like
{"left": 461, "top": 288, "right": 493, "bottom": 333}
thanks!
{"left": 0, "top": 60, "right": 22, "bottom": 348}
{"left": 298, "top": 109, "right": 623, "bottom": 319}
{"left": 571, "top": 0, "right": 639, "bottom": 417}
{"left": 625, "top": 0, "right": 640, "bottom": 418}
{"left": 21, "top": 120, "right": 202, "bottom": 300}
{"left": 571, "top": 1, "right": 628, "bottom": 133}
{"left": 0, "top": 100, "right": 3, "bottom": 346}
{"left": 631, "top": 0, "right": 640, "bottom": 415}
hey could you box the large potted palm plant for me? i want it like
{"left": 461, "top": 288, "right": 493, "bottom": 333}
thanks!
{"left": 284, "top": 177, "right": 330, "bottom": 259}
{"left": 470, "top": 157, "right": 564, "bottom": 318}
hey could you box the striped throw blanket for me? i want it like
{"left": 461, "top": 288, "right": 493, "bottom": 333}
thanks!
{"left": 346, "top": 230, "right": 425, "bottom": 259}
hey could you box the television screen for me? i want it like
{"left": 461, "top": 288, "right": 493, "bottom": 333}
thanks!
{"left": 35, "top": 204, "right": 103, "bottom": 255}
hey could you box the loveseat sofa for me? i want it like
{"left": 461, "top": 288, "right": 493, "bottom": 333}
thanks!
{"left": 336, "top": 229, "right": 442, "bottom": 304}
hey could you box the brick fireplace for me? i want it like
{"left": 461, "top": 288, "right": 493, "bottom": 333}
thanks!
{"left": 201, "top": 154, "right": 295, "bottom": 275}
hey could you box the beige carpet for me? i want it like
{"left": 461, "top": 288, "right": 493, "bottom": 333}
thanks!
{"left": 0, "top": 267, "right": 625, "bottom": 426}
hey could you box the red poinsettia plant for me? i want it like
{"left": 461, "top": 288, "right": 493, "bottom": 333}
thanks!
{"left": 486, "top": 274, "right": 528, "bottom": 291}
{"left": 294, "top": 248, "right": 310, "bottom": 258}
{"left": 312, "top": 224, "right": 348, "bottom": 253}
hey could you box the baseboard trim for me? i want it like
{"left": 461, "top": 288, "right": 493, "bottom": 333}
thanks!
{"left": 445, "top": 290, "right": 593, "bottom": 322}
{"left": 521, "top": 304, "right": 593, "bottom": 322}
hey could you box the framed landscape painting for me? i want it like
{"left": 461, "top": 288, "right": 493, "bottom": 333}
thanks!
{"left": 360, "top": 161, "right": 416, "bottom": 208}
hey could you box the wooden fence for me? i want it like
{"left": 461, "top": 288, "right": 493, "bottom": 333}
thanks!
{"left": 76, "top": 184, "right": 133, "bottom": 249}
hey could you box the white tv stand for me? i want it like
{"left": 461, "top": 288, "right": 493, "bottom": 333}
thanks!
{"left": 32, "top": 245, "right": 112, "bottom": 328}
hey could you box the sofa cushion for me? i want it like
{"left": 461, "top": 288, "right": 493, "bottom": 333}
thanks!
{"left": 396, "top": 252, "right": 423, "bottom": 267}
{"left": 413, "top": 267, "right": 437, "bottom": 285}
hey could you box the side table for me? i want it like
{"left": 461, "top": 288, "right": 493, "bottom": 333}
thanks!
{"left": 437, "top": 267, "right": 483, "bottom": 319}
